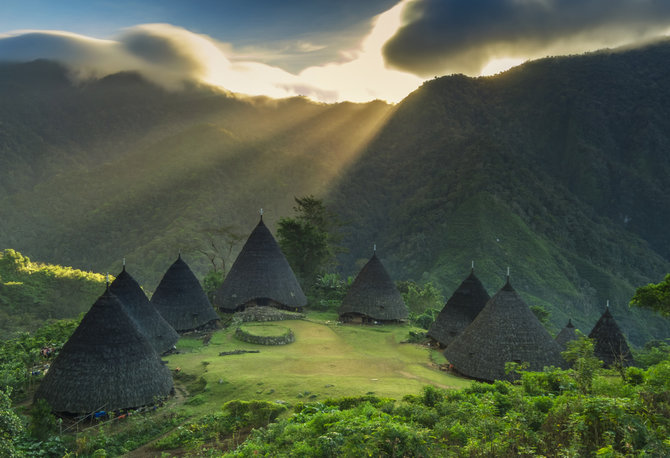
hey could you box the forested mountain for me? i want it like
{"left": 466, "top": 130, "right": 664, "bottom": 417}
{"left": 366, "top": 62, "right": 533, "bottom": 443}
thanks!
{"left": 330, "top": 41, "right": 670, "bottom": 344}
{"left": 0, "top": 59, "right": 392, "bottom": 288}
{"left": 2, "top": 42, "right": 670, "bottom": 344}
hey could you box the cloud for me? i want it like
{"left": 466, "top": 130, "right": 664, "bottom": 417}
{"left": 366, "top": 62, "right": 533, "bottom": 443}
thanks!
{"left": 0, "top": 5, "right": 422, "bottom": 103}
{"left": 383, "top": 0, "right": 670, "bottom": 76}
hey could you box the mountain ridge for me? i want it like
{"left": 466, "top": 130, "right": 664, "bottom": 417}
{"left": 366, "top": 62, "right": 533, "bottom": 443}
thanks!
{"left": 2, "top": 43, "right": 670, "bottom": 343}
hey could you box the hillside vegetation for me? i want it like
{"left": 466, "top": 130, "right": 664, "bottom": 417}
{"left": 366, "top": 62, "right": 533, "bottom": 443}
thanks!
{"left": 0, "top": 249, "right": 105, "bottom": 336}
{"left": 330, "top": 42, "right": 670, "bottom": 344}
{"left": 2, "top": 43, "right": 670, "bottom": 342}
{"left": 2, "top": 314, "right": 669, "bottom": 457}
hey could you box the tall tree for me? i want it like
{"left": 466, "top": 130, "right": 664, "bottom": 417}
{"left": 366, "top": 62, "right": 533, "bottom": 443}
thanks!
{"left": 277, "top": 196, "right": 343, "bottom": 288}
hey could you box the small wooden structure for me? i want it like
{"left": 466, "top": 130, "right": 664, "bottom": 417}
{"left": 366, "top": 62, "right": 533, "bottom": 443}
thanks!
{"left": 34, "top": 288, "right": 173, "bottom": 414}
{"left": 214, "top": 216, "right": 307, "bottom": 312}
{"left": 338, "top": 250, "right": 408, "bottom": 323}
{"left": 427, "top": 267, "right": 489, "bottom": 347}
{"left": 152, "top": 254, "right": 219, "bottom": 332}
{"left": 444, "top": 277, "right": 565, "bottom": 382}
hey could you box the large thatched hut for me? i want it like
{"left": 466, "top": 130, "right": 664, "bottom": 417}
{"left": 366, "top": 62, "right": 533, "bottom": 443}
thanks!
{"left": 338, "top": 251, "right": 408, "bottom": 323}
{"left": 427, "top": 268, "right": 490, "bottom": 347}
{"left": 444, "top": 278, "right": 565, "bottom": 382}
{"left": 214, "top": 216, "right": 307, "bottom": 312}
{"left": 151, "top": 255, "right": 219, "bottom": 332}
{"left": 34, "top": 288, "right": 173, "bottom": 415}
{"left": 589, "top": 307, "right": 634, "bottom": 368}
{"left": 109, "top": 265, "right": 179, "bottom": 354}
{"left": 555, "top": 319, "right": 578, "bottom": 350}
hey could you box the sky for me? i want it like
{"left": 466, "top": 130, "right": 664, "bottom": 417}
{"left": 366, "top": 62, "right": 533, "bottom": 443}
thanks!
{"left": 1, "top": 0, "right": 670, "bottom": 103}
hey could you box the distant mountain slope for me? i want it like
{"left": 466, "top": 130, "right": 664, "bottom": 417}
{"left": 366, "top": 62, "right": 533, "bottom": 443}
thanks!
{"left": 2, "top": 43, "right": 670, "bottom": 344}
{"left": 0, "top": 249, "right": 105, "bottom": 337}
{"left": 330, "top": 41, "right": 670, "bottom": 344}
{"left": 0, "top": 60, "right": 392, "bottom": 287}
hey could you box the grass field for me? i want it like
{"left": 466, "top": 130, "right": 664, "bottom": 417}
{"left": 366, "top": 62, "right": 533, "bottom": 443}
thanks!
{"left": 165, "top": 311, "right": 471, "bottom": 414}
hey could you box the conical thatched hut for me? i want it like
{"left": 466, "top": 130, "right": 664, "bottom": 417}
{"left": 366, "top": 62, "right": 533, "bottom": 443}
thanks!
{"left": 588, "top": 307, "right": 634, "bottom": 368}
{"left": 214, "top": 217, "right": 307, "bottom": 312}
{"left": 338, "top": 251, "right": 408, "bottom": 323}
{"left": 444, "top": 278, "right": 565, "bottom": 382}
{"left": 151, "top": 255, "right": 219, "bottom": 332}
{"left": 109, "top": 266, "right": 179, "bottom": 354}
{"left": 34, "top": 288, "right": 173, "bottom": 414}
{"left": 555, "top": 319, "right": 578, "bottom": 350}
{"left": 427, "top": 269, "right": 490, "bottom": 347}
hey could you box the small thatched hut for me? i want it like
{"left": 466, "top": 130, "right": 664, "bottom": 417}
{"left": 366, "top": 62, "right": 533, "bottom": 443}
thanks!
{"left": 151, "top": 255, "right": 219, "bottom": 332}
{"left": 427, "top": 268, "right": 490, "bottom": 347}
{"left": 214, "top": 216, "right": 307, "bottom": 312}
{"left": 444, "top": 278, "right": 565, "bottom": 382}
{"left": 34, "top": 288, "right": 173, "bottom": 415}
{"left": 588, "top": 307, "right": 634, "bottom": 368}
{"left": 338, "top": 251, "right": 408, "bottom": 323}
{"left": 109, "top": 266, "right": 179, "bottom": 354}
{"left": 555, "top": 319, "right": 578, "bottom": 350}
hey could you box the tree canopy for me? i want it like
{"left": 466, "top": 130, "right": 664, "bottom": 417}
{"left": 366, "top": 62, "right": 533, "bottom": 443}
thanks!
{"left": 630, "top": 274, "right": 670, "bottom": 317}
{"left": 277, "top": 196, "right": 343, "bottom": 288}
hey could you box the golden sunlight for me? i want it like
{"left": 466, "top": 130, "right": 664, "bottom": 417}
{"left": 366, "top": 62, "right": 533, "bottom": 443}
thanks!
{"left": 298, "top": 0, "right": 423, "bottom": 103}
{"left": 479, "top": 57, "right": 526, "bottom": 76}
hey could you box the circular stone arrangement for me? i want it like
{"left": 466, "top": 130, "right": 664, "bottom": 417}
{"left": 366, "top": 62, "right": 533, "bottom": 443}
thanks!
{"left": 233, "top": 306, "right": 305, "bottom": 323}
{"left": 235, "top": 323, "right": 295, "bottom": 345}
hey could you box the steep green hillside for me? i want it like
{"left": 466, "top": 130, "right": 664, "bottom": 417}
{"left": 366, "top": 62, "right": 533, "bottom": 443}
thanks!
{"left": 0, "top": 249, "right": 105, "bottom": 337}
{"left": 2, "top": 43, "right": 670, "bottom": 343}
{"left": 0, "top": 61, "right": 392, "bottom": 288}
{"left": 330, "top": 42, "right": 670, "bottom": 345}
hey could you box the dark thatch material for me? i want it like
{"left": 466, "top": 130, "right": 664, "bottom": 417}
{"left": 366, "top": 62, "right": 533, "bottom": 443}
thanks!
{"left": 555, "top": 319, "right": 578, "bottom": 350}
{"left": 214, "top": 218, "right": 307, "bottom": 312}
{"left": 109, "top": 266, "right": 179, "bottom": 354}
{"left": 427, "top": 269, "right": 490, "bottom": 347}
{"left": 444, "top": 279, "right": 565, "bottom": 382}
{"left": 151, "top": 255, "right": 219, "bottom": 332}
{"left": 338, "top": 252, "right": 408, "bottom": 323}
{"left": 34, "top": 288, "right": 173, "bottom": 414}
{"left": 588, "top": 308, "right": 635, "bottom": 368}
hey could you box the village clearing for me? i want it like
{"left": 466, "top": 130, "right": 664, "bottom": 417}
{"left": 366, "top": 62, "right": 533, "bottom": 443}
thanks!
{"left": 165, "top": 311, "right": 471, "bottom": 416}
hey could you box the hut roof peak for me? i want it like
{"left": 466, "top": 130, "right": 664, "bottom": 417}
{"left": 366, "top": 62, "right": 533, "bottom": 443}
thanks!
{"left": 110, "top": 266, "right": 179, "bottom": 354}
{"left": 214, "top": 218, "right": 307, "bottom": 312}
{"left": 152, "top": 256, "right": 219, "bottom": 332}
{"left": 427, "top": 268, "right": 490, "bottom": 347}
{"left": 445, "top": 281, "right": 565, "bottom": 382}
{"left": 34, "top": 288, "right": 173, "bottom": 413}
{"left": 338, "top": 252, "right": 408, "bottom": 322}
{"left": 502, "top": 278, "right": 514, "bottom": 292}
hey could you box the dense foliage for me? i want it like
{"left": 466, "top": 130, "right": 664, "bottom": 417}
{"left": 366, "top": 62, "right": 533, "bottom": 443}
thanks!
{"left": 1, "top": 315, "right": 669, "bottom": 456}
{"left": 630, "top": 273, "right": 670, "bottom": 317}
{"left": 228, "top": 360, "right": 670, "bottom": 457}
{"left": 277, "top": 196, "right": 344, "bottom": 291}
{"left": 0, "top": 316, "right": 79, "bottom": 398}
{"left": 0, "top": 249, "right": 104, "bottom": 337}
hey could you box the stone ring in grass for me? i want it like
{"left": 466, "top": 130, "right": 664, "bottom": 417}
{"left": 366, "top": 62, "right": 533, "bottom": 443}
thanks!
{"left": 235, "top": 323, "right": 295, "bottom": 345}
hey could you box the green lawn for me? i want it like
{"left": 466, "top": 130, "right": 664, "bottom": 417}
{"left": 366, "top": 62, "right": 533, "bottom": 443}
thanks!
{"left": 165, "top": 313, "right": 470, "bottom": 413}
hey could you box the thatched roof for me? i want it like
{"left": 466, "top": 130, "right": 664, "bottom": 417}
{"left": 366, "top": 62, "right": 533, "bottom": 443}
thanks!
{"left": 427, "top": 269, "right": 490, "bottom": 347}
{"left": 151, "top": 255, "right": 219, "bottom": 332}
{"left": 34, "top": 288, "right": 173, "bottom": 414}
{"left": 588, "top": 308, "right": 634, "bottom": 368}
{"left": 109, "top": 266, "right": 179, "bottom": 354}
{"left": 338, "top": 252, "right": 408, "bottom": 322}
{"left": 214, "top": 217, "right": 307, "bottom": 312}
{"left": 444, "top": 279, "right": 565, "bottom": 382}
{"left": 555, "top": 319, "right": 578, "bottom": 350}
